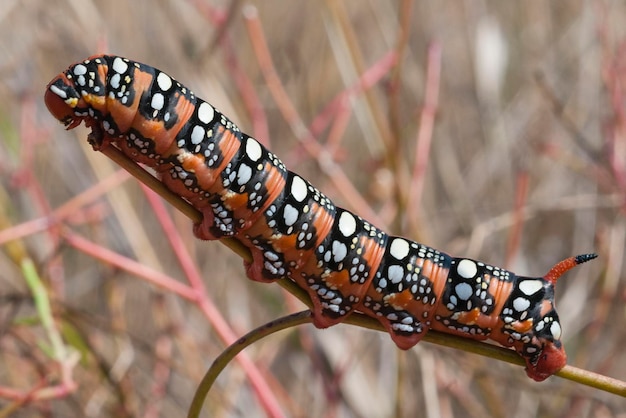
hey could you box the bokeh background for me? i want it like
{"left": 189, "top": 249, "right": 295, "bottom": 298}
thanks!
{"left": 1, "top": 1, "right": 625, "bottom": 417}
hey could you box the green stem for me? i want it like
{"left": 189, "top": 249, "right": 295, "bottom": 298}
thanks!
{"left": 21, "top": 258, "right": 67, "bottom": 362}
{"left": 187, "top": 311, "right": 313, "bottom": 418}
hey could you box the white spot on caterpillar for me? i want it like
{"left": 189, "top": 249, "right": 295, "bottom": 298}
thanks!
{"left": 457, "top": 259, "right": 478, "bottom": 279}
{"left": 151, "top": 93, "right": 165, "bottom": 111}
{"left": 73, "top": 64, "right": 87, "bottom": 76}
{"left": 338, "top": 211, "right": 356, "bottom": 236}
{"left": 388, "top": 265, "right": 403, "bottom": 284}
{"left": 518, "top": 279, "right": 544, "bottom": 296}
{"left": 513, "top": 297, "right": 530, "bottom": 312}
{"left": 393, "top": 323, "right": 414, "bottom": 333}
{"left": 49, "top": 85, "right": 67, "bottom": 99}
{"left": 332, "top": 240, "right": 347, "bottom": 262}
{"left": 191, "top": 126, "right": 205, "bottom": 145}
{"left": 550, "top": 321, "right": 562, "bottom": 340}
{"left": 197, "top": 102, "right": 215, "bottom": 124}
{"left": 291, "top": 175, "right": 308, "bottom": 202}
{"left": 112, "top": 57, "right": 128, "bottom": 74}
{"left": 237, "top": 164, "right": 252, "bottom": 185}
{"left": 264, "top": 261, "right": 278, "bottom": 275}
{"left": 283, "top": 204, "right": 298, "bottom": 227}
{"left": 327, "top": 304, "right": 340, "bottom": 313}
{"left": 378, "top": 278, "right": 388, "bottom": 289}
{"left": 110, "top": 73, "right": 121, "bottom": 89}
{"left": 156, "top": 72, "right": 173, "bottom": 91}
{"left": 246, "top": 138, "right": 263, "bottom": 161}
{"left": 389, "top": 238, "right": 410, "bottom": 260}
{"left": 455, "top": 282, "right": 473, "bottom": 300}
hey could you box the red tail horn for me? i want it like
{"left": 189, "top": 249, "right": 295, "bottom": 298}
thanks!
{"left": 544, "top": 253, "right": 597, "bottom": 285}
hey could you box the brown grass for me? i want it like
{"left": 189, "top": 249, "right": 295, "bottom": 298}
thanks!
{"left": 1, "top": 0, "right": 626, "bottom": 417}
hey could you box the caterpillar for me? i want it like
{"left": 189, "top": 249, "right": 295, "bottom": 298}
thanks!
{"left": 45, "top": 54, "right": 596, "bottom": 382}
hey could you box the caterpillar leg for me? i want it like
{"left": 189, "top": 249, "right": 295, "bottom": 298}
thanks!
{"left": 86, "top": 123, "right": 117, "bottom": 151}
{"left": 192, "top": 206, "right": 224, "bottom": 241}
{"left": 242, "top": 246, "right": 288, "bottom": 284}
{"left": 191, "top": 199, "right": 262, "bottom": 241}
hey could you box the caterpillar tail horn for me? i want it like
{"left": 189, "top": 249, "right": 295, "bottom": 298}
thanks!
{"left": 543, "top": 253, "right": 597, "bottom": 285}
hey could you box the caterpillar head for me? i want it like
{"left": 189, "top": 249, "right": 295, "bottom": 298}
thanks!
{"left": 45, "top": 73, "right": 84, "bottom": 130}
{"left": 526, "top": 339, "right": 566, "bottom": 382}
{"left": 45, "top": 55, "right": 109, "bottom": 133}
{"left": 521, "top": 253, "right": 597, "bottom": 381}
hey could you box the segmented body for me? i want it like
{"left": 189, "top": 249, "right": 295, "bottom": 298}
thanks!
{"left": 45, "top": 55, "right": 595, "bottom": 381}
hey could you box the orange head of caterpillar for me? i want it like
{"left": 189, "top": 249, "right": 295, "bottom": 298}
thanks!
{"left": 522, "top": 253, "right": 597, "bottom": 381}
{"left": 45, "top": 73, "right": 85, "bottom": 130}
{"left": 45, "top": 55, "right": 110, "bottom": 134}
{"left": 525, "top": 339, "right": 567, "bottom": 382}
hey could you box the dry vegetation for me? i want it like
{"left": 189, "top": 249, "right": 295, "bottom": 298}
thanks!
{"left": 1, "top": 1, "right": 626, "bottom": 417}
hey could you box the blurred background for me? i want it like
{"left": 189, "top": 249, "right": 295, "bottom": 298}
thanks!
{"left": 1, "top": 1, "right": 625, "bottom": 417}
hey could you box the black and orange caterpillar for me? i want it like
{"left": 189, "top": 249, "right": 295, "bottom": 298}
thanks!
{"left": 45, "top": 55, "right": 596, "bottom": 381}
